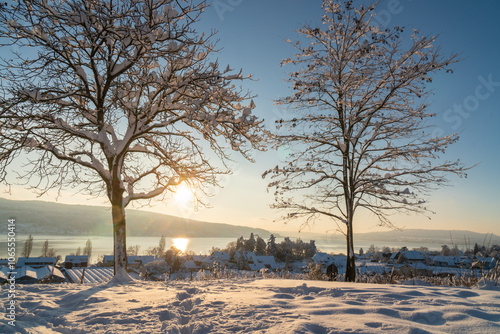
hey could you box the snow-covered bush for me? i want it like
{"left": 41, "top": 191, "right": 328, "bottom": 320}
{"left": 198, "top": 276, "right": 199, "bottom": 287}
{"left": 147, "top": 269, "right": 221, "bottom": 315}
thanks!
{"left": 141, "top": 260, "right": 170, "bottom": 281}
{"left": 306, "top": 263, "right": 326, "bottom": 281}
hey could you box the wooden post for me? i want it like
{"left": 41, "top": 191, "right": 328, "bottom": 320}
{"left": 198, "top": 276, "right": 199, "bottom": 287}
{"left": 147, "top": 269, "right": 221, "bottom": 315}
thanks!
{"left": 80, "top": 268, "right": 86, "bottom": 284}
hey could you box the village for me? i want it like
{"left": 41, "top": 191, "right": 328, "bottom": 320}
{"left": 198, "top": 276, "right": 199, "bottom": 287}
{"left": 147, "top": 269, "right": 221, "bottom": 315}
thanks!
{"left": 1, "top": 240, "right": 498, "bottom": 285}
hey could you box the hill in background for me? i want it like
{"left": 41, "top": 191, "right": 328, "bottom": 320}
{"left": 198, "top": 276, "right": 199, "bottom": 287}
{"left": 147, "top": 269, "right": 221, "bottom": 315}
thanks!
{"left": 288, "top": 229, "right": 500, "bottom": 249}
{"left": 0, "top": 197, "right": 273, "bottom": 238}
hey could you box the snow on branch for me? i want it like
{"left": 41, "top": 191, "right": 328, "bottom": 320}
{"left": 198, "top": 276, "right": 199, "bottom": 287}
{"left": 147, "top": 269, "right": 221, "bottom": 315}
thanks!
{"left": 265, "top": 0, "right": 469, "bottom": 232}
{"left": 0, "top": 0, "right": 267, "bottom": 210}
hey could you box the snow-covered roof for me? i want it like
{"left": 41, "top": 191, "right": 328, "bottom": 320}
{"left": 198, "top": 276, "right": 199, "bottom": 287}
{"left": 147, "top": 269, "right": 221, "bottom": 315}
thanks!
{"left": 192, "top": 255, "right": 206, "bottom": 262}
{"left": 312, "top": 252, "right": 335, "bottom": 264}
{"left": 36, "top": 266, "right": 66, "bottom": 280}
{"left": 103, "top": 255, "right": 114, "bottom": 263}
{"left": 432, "top": 255, "right": 456, "bottom": 266}
{"left": 202, "top": 256, "right": 224, "bottom": 264}
{"left": 102, "top": 255, "right": 156, "bottom": 265}
{"left": 16, "top": 266, "right": 38, "bottom": 279}
{"left": 65, "top": 255, "right": 89, "bottom": 263}
{"left": 256, "top": 256, "right": 278, "bottom": 269}
{"left": 17, "top": 257, "right": 57, "bottom": 267}
{"left": 234, "top": 251, "right": 258, "bottom": 263}
{"left": 248, "top": 262, "right": 266, "bottom": 271}
{"left": 212, "top": 252, "right": 230, "bottom": 261}
{"left": 398, "top": 263, "right": 429, "bottom": 270}
{"left": 15, "top": 265, "right": 64, "bottom": 281}
{"left": 0, "top": 266, "right": 11, "bottom": 280}
{"left": 403, "top": 251, "right": 426, "bottom": 260}
{"left": 128, "top": 256, "right": 156, "bottom": 265}
{"left": 183, "top": 260, "right": 197, "bottom": 269}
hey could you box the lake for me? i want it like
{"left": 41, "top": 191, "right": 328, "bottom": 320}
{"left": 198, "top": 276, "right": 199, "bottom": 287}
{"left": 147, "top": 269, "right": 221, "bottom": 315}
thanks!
{"left": 1, "top": 234, "right": 447, "bottom": 264}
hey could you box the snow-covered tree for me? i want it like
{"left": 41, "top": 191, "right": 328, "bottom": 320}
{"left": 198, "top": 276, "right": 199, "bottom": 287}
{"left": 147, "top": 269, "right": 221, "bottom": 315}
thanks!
{"left": 263, "top": 0, "right": 468, "bottom": 281}
{"left": 254, "top": 235, "right": 267, "bottom": 255}
{"left": 0, "top": 0, "right": 266, "bottom": 281}
{"left": 245, "top": 233, "right": 256, "bottom": 252}
{"left": 266, "top": 234, "right": 278, "bottom": 257}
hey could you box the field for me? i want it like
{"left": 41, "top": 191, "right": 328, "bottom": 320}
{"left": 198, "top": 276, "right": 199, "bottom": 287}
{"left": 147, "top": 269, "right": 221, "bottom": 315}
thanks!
{"left": 1, "top": 278, "right": 499, "bottom": 333}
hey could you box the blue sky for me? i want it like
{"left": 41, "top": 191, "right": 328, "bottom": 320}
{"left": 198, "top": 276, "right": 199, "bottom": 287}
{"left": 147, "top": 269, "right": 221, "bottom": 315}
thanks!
{"left": 4, "top": 0, "right": 499, "bottom": 235}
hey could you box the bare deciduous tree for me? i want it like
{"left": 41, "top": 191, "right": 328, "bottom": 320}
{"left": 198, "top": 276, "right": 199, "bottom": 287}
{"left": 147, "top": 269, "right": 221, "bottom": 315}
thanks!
{"left": 0, "top": 0, "right": 266, "bottom": 281}
{"left": 264, "top": 0, "right": 468, "bottom": 281}
{"left": 83, "top": 238, "right": 92, "bottom": 263}
{"left": 22, "top": 234, "right": 34, "bottom": 258}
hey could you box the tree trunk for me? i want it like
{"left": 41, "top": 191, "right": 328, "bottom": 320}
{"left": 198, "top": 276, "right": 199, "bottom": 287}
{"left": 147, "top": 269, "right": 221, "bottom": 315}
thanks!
{"left": 345, "top": 219, "right": 356, "bottom": 282}
{"left": 112, "top": 200, "right": 129, "bottom": 279}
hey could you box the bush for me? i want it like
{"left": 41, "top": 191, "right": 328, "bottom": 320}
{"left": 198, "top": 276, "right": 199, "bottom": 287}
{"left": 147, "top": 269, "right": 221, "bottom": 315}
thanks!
{"left": 141, "top": 260, "right": 170, "bottom": 280}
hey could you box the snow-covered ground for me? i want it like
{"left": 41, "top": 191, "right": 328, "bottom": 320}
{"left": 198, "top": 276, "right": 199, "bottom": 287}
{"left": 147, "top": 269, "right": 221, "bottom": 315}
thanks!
{"left": 1, "top": 278, "right": 499, "bottom": 333}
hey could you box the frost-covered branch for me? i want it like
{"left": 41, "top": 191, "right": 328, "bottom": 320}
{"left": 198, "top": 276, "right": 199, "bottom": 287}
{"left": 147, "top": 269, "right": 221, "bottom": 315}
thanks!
{"left": 264, "top": 0, "right": 470, "bottom": 282}
{"left": 0, "top": 0, "right": 268, "bottom": 278}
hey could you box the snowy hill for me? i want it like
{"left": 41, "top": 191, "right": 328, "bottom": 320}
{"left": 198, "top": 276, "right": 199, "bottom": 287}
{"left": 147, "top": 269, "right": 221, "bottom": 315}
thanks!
{"left": 1, "top": 278, "right": 498, "bottom": 333}
{"left": 0, "top": 198, "right": 274, "bottom": 237}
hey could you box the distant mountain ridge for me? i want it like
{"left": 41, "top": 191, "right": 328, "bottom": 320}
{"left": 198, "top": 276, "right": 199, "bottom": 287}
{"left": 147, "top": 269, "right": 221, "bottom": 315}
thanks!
{"left": 0, "top": 197, "right": 274, "bottom": 238}
{"left": 291, "top": 229, "right": 500, "bottom": 247}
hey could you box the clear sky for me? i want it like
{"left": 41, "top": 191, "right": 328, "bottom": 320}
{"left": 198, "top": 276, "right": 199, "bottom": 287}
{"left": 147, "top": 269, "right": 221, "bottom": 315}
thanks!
{"left": 3, "top": 0, "right": 500, "bottom": 235}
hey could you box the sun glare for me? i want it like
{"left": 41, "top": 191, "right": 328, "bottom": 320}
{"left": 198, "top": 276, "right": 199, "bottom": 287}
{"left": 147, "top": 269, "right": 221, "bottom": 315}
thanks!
{"left": 173, "top": 238, "right": 189, "bottom": 253}
{"left": 173, "top": 183, "right": 194, "bottom": 205}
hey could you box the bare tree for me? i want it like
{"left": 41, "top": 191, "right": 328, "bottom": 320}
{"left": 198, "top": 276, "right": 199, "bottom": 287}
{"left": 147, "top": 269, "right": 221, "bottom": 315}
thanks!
{"left": 264, "top": 1, "right": 468, "bottom": 281}
{"left": 158, "top": 235, "right": 166, "bottom": 257}
{"left": 22, "top": 234, "right": 34, "bottom": 258}
{"left": 0, "top": 0, "right": 266, "bottom": 281}
{"left": 41, "top": 240, "right": 49, "bottom": 257}
{"left": 127, "top": 245, "right": 141, "bottom": 256}
{"left": 41, "top": 239, "right": 57, "bottom": 257}
{"left": 83, "top": 238, "right": 92, "bottom": 263}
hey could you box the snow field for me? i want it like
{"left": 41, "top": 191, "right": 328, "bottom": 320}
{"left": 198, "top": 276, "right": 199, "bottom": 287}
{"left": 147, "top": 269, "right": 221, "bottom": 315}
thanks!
{"left": 1, "top": 278, "right": 499, "bottom": 333}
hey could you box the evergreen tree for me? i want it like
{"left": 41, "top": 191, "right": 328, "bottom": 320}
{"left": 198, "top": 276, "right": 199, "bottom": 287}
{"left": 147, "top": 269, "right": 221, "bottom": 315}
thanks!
{"left": 255, "top": 236, "right": 267, "bottom": 256}
{"left": 266, "top": 234, "right": 278, "bottom": 257}
{"left": 245, "top": 233, "right": 256, "bottom": 252}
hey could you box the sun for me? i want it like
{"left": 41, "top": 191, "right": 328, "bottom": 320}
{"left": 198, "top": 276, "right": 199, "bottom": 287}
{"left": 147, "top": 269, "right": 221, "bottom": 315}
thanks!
{"left": 173, "top": 183, "right": 194, "bottom": 205}
{"left": 173, "top": 238, "right": 189, "bottom": 253}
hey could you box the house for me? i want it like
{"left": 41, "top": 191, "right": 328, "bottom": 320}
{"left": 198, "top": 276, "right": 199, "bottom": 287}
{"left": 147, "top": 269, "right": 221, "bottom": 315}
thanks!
{"left": 312, "top": 252, "right": 336, "bottom": 266}
{"left": 0, "top": 266, "right": 11, "bottom": 283}
{"left": 191, "top": 255, "right": 206, "bottom": 268}
{"left": 390, "top": 251, "right": 427, "bottom": 265}
{"left": 212, "top": 252, "right": 230, "bottom": 263}
{"left": 312, "top": 253, "right": 347, "bottom": 268}
{"left": 256, "top": 256, "right": 278, "bottom": 270}
{"left": 183, "top": 260, "right": 197, "bottom": 270}
{"left": 432, "top": 255, "right": 455, "bottom": 267}
{"left": 103, "top": 255, "right": 114, "bottom": 266}
{"left": 14, "top": 266, "right": 39, "bottom": 284}
{"left": 397, "top": 263, "right": 432, "bottom": 277}
{"left": 15, "top": 265, "right": 66, "bottom": 284}
{"left": 473, "top": 257, "right": 498, "bottom": 270}
{"left": 64, "top": 255, "right": 88, "bottom": 269}
{"left": 232, "top": 251, "right": 260, "bottom": 270}
{"left": 201, "top": 256, "right": 225, "bottom": 269}
{"left": 128, "top": 256, "right": 156, "bottom": 268}
{"left": 17, "top": 257, "right": 57, "bottom": 268}
{"left": 102, "top": 255, "right": 156, "bottom": 268}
